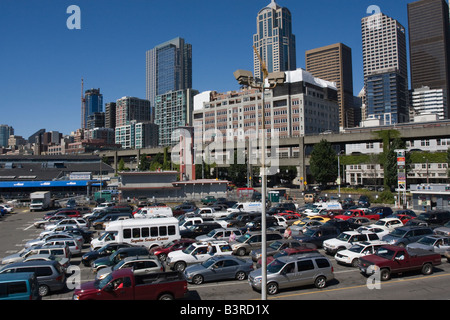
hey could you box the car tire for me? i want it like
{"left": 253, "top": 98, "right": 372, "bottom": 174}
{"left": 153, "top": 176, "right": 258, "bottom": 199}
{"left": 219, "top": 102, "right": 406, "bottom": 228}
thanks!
{"left": 235, "top": 271, "right": 246, "bottom": 281}
{"left": 237, "top": 248, "right": 246, "bottom": 256}
{"left": 314, "top": 276, "right": 327, "bottom": 289}
{"left": 351, "top": 258, "right": 359, "bottom": 268}
{"left": 158, "top": 293, "right": 174, "bottom": 300}
{"left": 380, "top": 268, "right": 391, "bottom": 281}
{"left": 267, "top": 282, "right": 278, "bottom": 295}
{"left": 38, "top": 285, "right": 49, "bottom": 297}
{"left": 158, "top": 253, "right": 167, "bottom": 262}
{"left": 192, "top": 274, "right": 204, "bottom": 285}
{"left": 174, "top": 261, "right": 186, "bottom": 272}
{"left": 421, "top": 263, "right": 433, "bottom": 276}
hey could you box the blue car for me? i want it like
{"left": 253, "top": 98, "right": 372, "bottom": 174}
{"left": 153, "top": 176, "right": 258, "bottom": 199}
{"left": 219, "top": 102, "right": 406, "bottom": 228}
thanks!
{"left": 184, "top": 255, "right": 253, "bottom": 285}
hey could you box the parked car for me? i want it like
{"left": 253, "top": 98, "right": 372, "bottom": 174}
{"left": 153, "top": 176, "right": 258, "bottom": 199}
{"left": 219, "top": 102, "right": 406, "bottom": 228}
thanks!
{"left": 42, "top": 238, "right": 83, "bottom": 256}
{"left": 81, "top": 243, "right": 135, "bottom": 267}
{"left": 359, "top": 245, "right": 442, "bottom": 281}
{"left": 434, "top": 221, "right": 450, "bottom": 237}
{"left": 230, "top": 231, "right": 283, "bottom": 256}
{"left": 294, "top": 226, "right": 341, "bottom": 248}
{"left": 149, "top": 239, "right": 196, "bottom": 262}
{"left": 90, "top": 246, "right": 150, "bottom": 273}
{"left": 2, "top": 244, "right": 71, "bottom": 265}
{"left": 382, "top": 226, "right": 434, "bottom": 247}
{"left": 256, "top": 243, "right": 318, "bottom": 268}
{"left": 250, "top": 239, "right": 304, "bottom": 262}
{"left": 357, "top": 195, "right": 370, "bottom": 208}
{"left": 0, "top": 260, "right": 66, "bottom": 296}
{"left": 201, "top": 196, "right": 216, "bottom": 205}
{"left": 334, "top": 209, "right": 380, "bottom": 221}
{"left": 166, "top": 241, "right": 233, "bottom": 272}
{"left": 370, "top": 206, "right": 394, "bottom": 219}
{"left": 73, "top": 269, "right": 187, "bottom": 300}
{"left": 179, "top": 222, "right": 223, "bottom": 239}
{"left": 184, "top": 255, "right": 253, "bottom": 285}
{"left": 291, "top": 218, "right": 324, "bottom": 235}
{"left": 406, "top": 235, "right": 450, "bottom": 255}
{"left": 25, "top": 232, "right": 82, "bottom": 249}
{"left": 23, "top": 254, "right": 70, "bottom": 273}
{"left": 322, "top": 219, "right": 353, "bottom": 233}
{"left": 195, "top": 228, "right": 243, "bottom": 243}
{"left": 34, "top": 215, "right": 68, "bottom": 228}
{"left": 346, "top": 217, "right": 372, "bottom": 229}
{"left": 96, "top": 255, "right": 164, "bottom": 280}
{"left": 356, "top": 225, "right": 390, "bottom": 239}
{"left": 416, "top": 210, "right": 450, "bottom": 228}
{"left": 369, "top": 217, "right": 404, "bottom": 233}
{"left": 248, "top": 252, "right": 334, "bottom": 295}
{"left": 0, "top": 272, "right": 40, "bottom": 300}
{"left": 323, "top": 231, "right": 381, "bottom": 255}
{"left": 334, "top": 241, "right": 387, "bottom": 267}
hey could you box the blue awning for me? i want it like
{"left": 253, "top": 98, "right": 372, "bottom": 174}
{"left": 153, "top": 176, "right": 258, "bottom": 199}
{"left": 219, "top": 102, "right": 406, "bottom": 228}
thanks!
{"left": 0, "top": 180, "right": 105, "bottom": 188}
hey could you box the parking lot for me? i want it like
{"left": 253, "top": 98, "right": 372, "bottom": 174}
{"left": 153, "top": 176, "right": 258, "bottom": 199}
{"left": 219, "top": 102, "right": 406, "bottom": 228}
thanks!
{"left": 0, "top": 207, "right": 450, "bottom": 301}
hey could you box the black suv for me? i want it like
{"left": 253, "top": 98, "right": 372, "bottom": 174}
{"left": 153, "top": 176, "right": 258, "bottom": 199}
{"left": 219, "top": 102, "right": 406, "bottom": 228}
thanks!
{"left": 90, "top": 246, "right": 149, "bottom": 272}
{"left": 294, "top": 226, "right": 340, "bottom": 248}
{"left": 179, "top": 222, "right": 223, "bottom": 239}
{"left": 226, "top": 213, "right": 260, "bottom": 228}
{"left": 416, "top": 210, "right": 450, "bottom": 228}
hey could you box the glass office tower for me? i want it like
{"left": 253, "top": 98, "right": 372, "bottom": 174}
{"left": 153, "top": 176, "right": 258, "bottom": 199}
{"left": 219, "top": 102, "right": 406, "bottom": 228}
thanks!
{"left": 84, "top": 89, "right": 103, "bottom": 129}
{"left": 253, "top": 0, "right": 296, "bottom": 80}
{"left": 146, "top": 37, "right": 192, "bottom": 108}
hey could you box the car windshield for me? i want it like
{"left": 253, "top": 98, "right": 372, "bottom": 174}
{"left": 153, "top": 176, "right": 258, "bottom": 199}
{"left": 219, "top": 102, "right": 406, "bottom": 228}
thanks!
{"left": 112, "top": 259, "right": 128, "bottom": 271}
{"left": 267, "top": 259, "right": 285, "bottom": 274}
{"left": 303, "top": 228, "right": 317, "bottom": 236}
{"left": 443, "top": 221, "right": 450, "bottom": 228}
{"left": 389, "top": 229, "right": 407, "bottom": 237}
{"left": 375, "top": 247, "right": 396, "bottom": 260}
{"left": 162, "top": 241, "right": 176, "bottom": 248}
{"left": 236, "top": 234, "right": 251, "bottom": 243}
{"left": 206, "top": 230, "right": 217, "bottom": 237}
{"left": 94, "top": 274, "right": 113, "bottom": 289}
{"left": 417, "top": 213, "right": 432, "bottom": 221}
{"left": 182, "top": 244, "right": 196, "bottom": 254}
{"left": 336, "top": 233, "right": 352, "bottom": 241}
{"left": 269, "top": 241, "right": 283, "bottom": 250}
{"left": 201, "top": 258, "right": 216, "bottom": 268}
{"left": 348, "top": 244, "right": 365, "bottom": 253}
{"left": 417, "top": 237, "right": 436, "bottom": 245}
{"left": 272, "top": 250, "right": 289, "bottom": 259}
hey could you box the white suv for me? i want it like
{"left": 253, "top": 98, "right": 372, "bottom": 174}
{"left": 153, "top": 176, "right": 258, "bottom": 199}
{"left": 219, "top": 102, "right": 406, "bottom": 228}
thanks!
{"left": 166, "top": 241, "right": 233, "bottom": 272}
{"left": 323, "top": 231, "right": 380, "bottom": 255}
{"left": 334, "top": 240, "right": 387, "bottom": 267}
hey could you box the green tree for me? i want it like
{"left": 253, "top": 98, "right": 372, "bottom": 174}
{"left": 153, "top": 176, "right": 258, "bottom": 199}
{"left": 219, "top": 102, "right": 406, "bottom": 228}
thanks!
{"left": 228, "top": 150, "right": 248, "bottom": 186}
{"left": 310, "top": 139, "right": 338, "bottom": 185}
{"left": 118, "top": 158, "right": 126, "bottom": 171}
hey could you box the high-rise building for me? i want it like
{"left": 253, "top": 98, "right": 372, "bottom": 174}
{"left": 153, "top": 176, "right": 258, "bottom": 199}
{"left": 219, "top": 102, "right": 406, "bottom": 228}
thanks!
{"left": 83, "top": 89, "right": 103, "bottom": 129}
{"left": 155, "top": 89, "right": 197, "bottom": 147}
{"left": 104, "top": 102, "right": 117, "bottom": 129}
{"left": 408, "top": 0, "right": 450, "bottom": 119}
{"left": 361, "top": 12, "right": 409, "bottom": 125}
{"left": 253, "top": 0, "right": 296, "bottom": 80}
{"left": 305, "top": 43, "right": 354, "bottom": 129}
{"left": 410, "top": 86, "right": 447, "bottom": 119}
{"left": 146, "top": 37, "right": 192, "bottom": 108}
{"left": 115, "top": 96, "right": 152, "bottom": 128}
{"left": 0, "top": 125, "right": 14, "bottom": 147}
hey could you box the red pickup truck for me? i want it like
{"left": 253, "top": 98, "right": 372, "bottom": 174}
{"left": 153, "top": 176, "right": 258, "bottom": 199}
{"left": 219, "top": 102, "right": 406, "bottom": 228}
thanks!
{"left": 72, "top": 269, "right": 188, "bottom": 300}
{"left": 359, "top": 245, "right": 442, "bottom": 281}
{"left": 334, "top": 209, "right": 380, "bottom": 221}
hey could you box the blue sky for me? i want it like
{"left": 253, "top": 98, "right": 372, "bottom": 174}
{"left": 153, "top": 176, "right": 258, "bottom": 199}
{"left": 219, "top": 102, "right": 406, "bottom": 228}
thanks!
{"left": 0, "top": 0, "right": 411, "bottom": 138}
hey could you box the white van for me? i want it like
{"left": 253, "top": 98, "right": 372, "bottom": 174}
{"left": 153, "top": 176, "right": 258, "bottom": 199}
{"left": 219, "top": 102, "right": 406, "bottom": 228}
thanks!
{"left": 226, "top": 202, "right": 262, "bottom": 214}
{"left": 133, "top": 206, "right": 173, "bottom": 219}
{"left": 90, "top": 217, "right": 180, "bottom": 250}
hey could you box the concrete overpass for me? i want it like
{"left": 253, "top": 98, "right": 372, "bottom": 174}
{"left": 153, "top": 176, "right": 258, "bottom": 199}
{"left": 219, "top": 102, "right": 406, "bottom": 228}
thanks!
{"left": 98, "top": 120, "right": 450, "bottom": 182}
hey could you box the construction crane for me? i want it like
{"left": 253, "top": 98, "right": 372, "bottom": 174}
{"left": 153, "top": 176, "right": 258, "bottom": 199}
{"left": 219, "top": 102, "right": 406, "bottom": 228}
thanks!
{"left": 81, "top": 78, "right": 86, "bottom": 129}
{"left": 253, "top": 45, "right": 268, "bottom": 80}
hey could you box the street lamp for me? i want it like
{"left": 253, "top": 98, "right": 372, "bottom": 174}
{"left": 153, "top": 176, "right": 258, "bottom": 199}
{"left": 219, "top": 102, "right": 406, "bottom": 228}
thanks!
{"left": 233, "top": 66, "right": 285, "bottom": 300}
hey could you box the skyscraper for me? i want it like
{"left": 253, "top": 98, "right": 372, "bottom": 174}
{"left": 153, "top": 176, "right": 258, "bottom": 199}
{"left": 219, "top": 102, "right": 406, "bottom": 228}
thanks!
{"left": 361, "top": 12, "right": 409, "bottom": 125}
{"left": 253, "top": 0, "right": 296, "bottom": 80}
{"left": 305, "top": 43, "right": 354, "bottom": 129}
{"left": 408, "top": 0, "right": 450, "bottom": 119}
{"left": 146, "top": 37, "right": 192, "bottom": 107}
{"left": 0, "top": 125, "right": 14, "bottom": 147}
{"left": 83, "top": 89, "right": 103, "bottom": 129}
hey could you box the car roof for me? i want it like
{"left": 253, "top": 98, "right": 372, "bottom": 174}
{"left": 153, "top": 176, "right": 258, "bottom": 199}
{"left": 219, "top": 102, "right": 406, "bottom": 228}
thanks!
{"left": 1, "top": 260, "right": 59, "bottom": 269}
{"left": 121, "top": 255, "right": 157, "bottom": 262}
{"left": 277, "top": 252, "right": 325, "bottom": 263}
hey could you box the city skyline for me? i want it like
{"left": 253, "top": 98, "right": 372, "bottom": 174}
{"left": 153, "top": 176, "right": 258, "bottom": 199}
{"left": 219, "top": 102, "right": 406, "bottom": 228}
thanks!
{"left": 1, "top": 0, "right": 411, "bottom": 138}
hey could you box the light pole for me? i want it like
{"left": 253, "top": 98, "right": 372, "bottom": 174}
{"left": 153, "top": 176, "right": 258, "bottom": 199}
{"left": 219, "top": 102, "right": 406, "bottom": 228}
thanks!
{"left": 233, "top": 67, "right": 285, "bottom": 300}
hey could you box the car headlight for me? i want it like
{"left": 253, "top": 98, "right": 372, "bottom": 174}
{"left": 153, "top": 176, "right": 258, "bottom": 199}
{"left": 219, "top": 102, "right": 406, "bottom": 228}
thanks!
{"left": 72, "top": 294, "right": 80, "bottom": 300}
